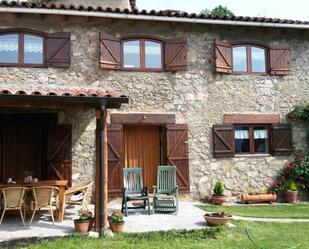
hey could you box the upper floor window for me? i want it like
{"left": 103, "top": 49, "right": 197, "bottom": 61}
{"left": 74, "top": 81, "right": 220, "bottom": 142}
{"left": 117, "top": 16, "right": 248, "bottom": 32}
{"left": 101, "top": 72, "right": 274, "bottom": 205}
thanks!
{"left": 0, "top": 32, "right": 44, "bottom": 66}
{"left": 123, "top": 39, "right": 162, "bottom": 70}
{"left": 232, "top": 45, "right": 267, "bottom": 74}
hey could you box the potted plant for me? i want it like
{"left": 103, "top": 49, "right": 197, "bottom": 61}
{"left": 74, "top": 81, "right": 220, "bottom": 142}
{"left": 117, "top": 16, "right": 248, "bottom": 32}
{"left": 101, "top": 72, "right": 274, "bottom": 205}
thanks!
{"left": 74, "top": 209, "right": 93, "bottom": 235}
{"left": 108, "top": 211, "right": 125, "bottom": 233}
{"left": 203, "top": 212, "right": 232, "bottom": 226}
{"left": 212, "top": 180, "right": 225, "bottom": 205}
{"left": 284, "top": 179, "right": 298, "bottom": 203}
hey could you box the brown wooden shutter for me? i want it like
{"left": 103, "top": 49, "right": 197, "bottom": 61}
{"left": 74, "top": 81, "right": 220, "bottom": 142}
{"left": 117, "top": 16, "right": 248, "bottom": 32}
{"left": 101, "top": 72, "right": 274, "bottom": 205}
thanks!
{"left": 269, "top": 45, "right": 291, "bottom": 75}
{"left": 46, "top": 32, "right": 71, "bottom": 67}
{"left": 214, "top": 40, "right": 232, "bottom": 73}
{"left": 164, "top": 37, "right": 187, "bottom": 71}
{"left": 213, "top": 124, "right": 235, "bottom": 158}
{"left": 100, "top": 34, "right": 121, "bottom": 70}
{"left": 107, "top": 124, "right": 124, "bottom": 196}
{"left": 166, "top": 124, "right": 189, "bottom": 192}
{"left": 45, "top": 125, "right": 72, "bottom": 187}
{"left": 271, "top": 124, "right": 293, "bottom": 156}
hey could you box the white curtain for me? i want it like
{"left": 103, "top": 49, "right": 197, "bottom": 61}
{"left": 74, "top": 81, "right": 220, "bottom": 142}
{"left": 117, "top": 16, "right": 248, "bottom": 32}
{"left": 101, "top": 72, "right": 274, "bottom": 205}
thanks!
{"left": 24, "top": 39, "right": 43, "bottom": 53}
{"left": 0, "top": 38, "right": 18, "bottom": 52}
{"left": 235, "top": 130, "right": 249, "bottom": 139}
{"left": 254, "top": 129, "right": 268, "bottom": 139}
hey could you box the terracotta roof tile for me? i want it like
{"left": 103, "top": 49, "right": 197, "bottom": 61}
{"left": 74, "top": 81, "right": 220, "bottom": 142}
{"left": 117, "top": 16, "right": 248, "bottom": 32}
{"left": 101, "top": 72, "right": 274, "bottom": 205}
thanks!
{"left": 0, "top": 1, "right": 307, "bottom": 26}
{"left": 0, "top": 84, "right": 127, "bottom": 98}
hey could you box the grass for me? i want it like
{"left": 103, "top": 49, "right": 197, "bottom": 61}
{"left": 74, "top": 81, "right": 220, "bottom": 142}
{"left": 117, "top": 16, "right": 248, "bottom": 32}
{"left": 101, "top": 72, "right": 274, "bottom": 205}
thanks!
{"left": 198, "top": 204, "right": 309, "bottom": 219}
{"left": 13, "top": 221, "right": 309, "bottom": 249}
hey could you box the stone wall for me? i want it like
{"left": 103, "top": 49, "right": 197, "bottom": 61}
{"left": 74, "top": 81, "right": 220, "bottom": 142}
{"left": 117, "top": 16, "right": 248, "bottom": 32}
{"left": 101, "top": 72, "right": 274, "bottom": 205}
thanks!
{"left": 0, "top": 13, "right": 308, "bottom": 201}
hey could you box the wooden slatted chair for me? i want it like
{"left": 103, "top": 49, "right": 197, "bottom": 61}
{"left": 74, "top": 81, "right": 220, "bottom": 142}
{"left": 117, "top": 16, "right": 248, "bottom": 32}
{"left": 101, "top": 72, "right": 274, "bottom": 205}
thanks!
{"left": 29, "top": 186, "right": 59, "bottom": 226}
{"left": 121, "top": 168, "right": 151, "bottom": 216}
{"left": 153, "top": 166, "right": 179, "bottom": 214}
{"left": 0, "top": 187, "right": 27, "bottom": 226}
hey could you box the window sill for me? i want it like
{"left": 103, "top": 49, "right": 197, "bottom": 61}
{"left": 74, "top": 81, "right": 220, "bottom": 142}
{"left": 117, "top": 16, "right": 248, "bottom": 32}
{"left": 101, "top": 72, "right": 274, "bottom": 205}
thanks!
{"left": 235, "top": 154, "right": 272, "bottom": 158}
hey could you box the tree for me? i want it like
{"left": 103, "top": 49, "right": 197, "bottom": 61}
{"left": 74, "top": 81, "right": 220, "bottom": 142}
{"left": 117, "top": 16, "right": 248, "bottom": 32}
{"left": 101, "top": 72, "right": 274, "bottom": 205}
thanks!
{"left": 201, "top": 5, "right": 234, "bottom": 17}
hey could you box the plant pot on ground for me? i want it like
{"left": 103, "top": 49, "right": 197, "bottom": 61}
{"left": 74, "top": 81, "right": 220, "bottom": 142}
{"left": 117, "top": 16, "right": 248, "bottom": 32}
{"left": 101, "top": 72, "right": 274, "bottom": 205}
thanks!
{"left": 212, "top": 180, "right": 226, "bottom": 205}
{"left": 108, "top": 211, "right": 125, "bottom": 233}
{"left": 240, "top": 188, "right": 277, "bottom": 204}
{"left": 74, "top": 209, "right": 94, "bottom": 235}
{"left": 203, "top": 212, "right": 232, "bottom": 226}
{"left": 284, "top": 179, "right": 298, "bottom": 204}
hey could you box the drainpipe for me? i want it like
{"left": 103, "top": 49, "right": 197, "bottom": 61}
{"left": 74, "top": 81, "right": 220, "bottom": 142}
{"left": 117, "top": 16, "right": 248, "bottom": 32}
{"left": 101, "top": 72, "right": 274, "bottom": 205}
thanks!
{"left": 99, "top": 100, "right": 107, "bottom": 238}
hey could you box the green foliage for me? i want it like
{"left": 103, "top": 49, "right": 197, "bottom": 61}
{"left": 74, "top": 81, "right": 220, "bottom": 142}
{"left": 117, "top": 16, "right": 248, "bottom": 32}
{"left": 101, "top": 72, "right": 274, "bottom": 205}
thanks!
{"left": 213, "top": 180, "right": 224, "bottom": 196}
{"left": 201, "top": 5, "right": 234, "bottom": 17}
{"left": 111, "top": 211, "right": 124, "bottom": 224}
{"left": 286, "top": 102, "right": 309, "bottom": 122}
{"left": 76, "top": 209, "right": 93, "bottom": 222}
{"left": 286, "top": 179, "right": 298, "bottom": 191}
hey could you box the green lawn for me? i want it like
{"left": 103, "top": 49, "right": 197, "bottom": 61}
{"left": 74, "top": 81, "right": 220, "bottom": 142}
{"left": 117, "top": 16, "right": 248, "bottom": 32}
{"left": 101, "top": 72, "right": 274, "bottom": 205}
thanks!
{"left": 198, "top": 204, "right": 309, "bottom": 219}
{"left": 15, "top": 221, "right": 309, "bottom": 249}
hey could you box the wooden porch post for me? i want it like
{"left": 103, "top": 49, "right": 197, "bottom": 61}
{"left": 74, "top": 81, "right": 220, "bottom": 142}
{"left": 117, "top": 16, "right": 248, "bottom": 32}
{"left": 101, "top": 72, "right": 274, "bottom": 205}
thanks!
{"left": 95, "top": 101, "right": 108, "bottom": 237}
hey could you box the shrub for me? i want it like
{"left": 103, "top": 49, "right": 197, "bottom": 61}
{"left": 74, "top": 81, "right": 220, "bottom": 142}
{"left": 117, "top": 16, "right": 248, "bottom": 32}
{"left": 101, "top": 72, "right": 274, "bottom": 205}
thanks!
{"left": 286, "top": 179, "right": 298, "bottom": 191}
{"left": 213, "top": 180, "right": 224, "bottom": 196}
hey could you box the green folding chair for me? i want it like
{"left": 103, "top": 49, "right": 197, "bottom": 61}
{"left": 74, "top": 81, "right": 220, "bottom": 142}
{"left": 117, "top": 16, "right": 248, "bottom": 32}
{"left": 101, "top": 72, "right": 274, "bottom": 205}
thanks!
{"left": 153, "top": 166, "right": 179, "bottom": 214}
{"left": 121, "top": 168, "right": 151, "bottom": 216}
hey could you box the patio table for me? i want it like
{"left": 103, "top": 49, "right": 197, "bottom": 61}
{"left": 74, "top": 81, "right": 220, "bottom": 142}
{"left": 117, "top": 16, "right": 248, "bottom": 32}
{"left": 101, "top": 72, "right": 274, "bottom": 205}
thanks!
{"left": 0, "top": 180, "right": 68, "bottom": 222}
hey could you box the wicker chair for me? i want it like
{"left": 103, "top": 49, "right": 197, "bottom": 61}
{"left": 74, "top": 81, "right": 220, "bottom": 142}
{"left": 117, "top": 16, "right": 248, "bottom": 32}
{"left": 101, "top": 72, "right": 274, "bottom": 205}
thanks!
{"left": 0, "top": 187, "right": 27, "bottom": 226}
{"left": 64, "top": 181, "right": 93, "bottom": 210}
{"left": 29, "top": 186, "right": 59, "bottom": 226}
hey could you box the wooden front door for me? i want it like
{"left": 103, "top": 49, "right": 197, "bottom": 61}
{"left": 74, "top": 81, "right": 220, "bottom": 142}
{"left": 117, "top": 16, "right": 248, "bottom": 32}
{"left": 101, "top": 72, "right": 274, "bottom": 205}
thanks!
{"left": 2, "top": 126, "right": 42, "bottom": 182}
{"left": 124, "top": 126, "right": 161, "bottom": 190}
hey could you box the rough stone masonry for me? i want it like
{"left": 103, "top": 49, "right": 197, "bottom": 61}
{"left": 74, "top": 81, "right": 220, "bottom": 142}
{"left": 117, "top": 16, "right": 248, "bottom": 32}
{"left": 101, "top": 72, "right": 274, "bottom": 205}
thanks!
{"left": 0, "top": 13, "right": 308, "bottom": 201}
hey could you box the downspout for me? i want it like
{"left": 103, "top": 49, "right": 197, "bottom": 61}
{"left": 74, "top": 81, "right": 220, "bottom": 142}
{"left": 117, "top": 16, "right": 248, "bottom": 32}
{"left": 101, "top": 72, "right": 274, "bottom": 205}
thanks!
{"left": 99, "top": 99, "right": 107, "bottom": 238}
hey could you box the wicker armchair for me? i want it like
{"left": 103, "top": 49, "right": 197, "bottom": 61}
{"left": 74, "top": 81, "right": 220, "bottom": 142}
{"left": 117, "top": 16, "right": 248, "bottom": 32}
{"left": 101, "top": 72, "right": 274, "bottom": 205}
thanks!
{"left": 0, "top": 187, "right": 27, "bottom": 226}
{"left": 64, "top": 181, "right": 93, "bottom": 210}
{"left": 29, "top": 186, "right": 59, "bottom": 226}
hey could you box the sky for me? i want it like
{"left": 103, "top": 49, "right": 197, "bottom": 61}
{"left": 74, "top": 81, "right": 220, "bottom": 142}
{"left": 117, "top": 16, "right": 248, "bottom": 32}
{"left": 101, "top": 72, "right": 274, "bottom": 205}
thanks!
{"left": 137, "top": 0, "right": 309, "bottom": 21}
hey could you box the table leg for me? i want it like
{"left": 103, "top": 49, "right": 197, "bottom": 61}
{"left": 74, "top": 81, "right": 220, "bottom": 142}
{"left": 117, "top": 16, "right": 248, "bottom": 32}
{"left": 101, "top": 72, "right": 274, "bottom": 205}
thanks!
{"left": 58, "top": 186, "right": 65, "bottom": 222}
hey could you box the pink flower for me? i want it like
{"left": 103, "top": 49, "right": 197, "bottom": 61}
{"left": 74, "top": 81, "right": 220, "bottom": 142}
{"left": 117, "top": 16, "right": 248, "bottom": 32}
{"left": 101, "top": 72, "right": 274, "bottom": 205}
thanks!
{"left": 281, "top": 176, "right": 285, "bottom": 180}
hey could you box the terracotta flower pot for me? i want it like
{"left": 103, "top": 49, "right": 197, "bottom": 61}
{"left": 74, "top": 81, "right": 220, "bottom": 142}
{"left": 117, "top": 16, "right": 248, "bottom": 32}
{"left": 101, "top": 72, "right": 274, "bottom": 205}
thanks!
{"left": 74, "top": 219, "right": 91, "bottom": 235}
{"left": 240, "top": 193, "right": 277, "bottom": 204}
{"left": 284, "top": 190, "right": 298, "bottom": 203}
{"left": 88, "top": 218, "right": 95, "bottom": 232}
{"left": 212, "top": 195, "right": 226, "bottom": 205}
{"left": 204, "top": 212, "right": 232, "bottom": 226}
{"left": 108, "top": 216, "right": 124, "bottom": 233}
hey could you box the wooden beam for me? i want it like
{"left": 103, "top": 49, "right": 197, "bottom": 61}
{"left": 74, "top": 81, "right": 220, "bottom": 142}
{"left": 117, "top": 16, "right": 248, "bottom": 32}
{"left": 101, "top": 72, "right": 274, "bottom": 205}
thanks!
{"left": 224, "top": 114, "right": 280, "bottom": 124}
{"left": 111, "top": 113, "right": 176, "bottom": 125}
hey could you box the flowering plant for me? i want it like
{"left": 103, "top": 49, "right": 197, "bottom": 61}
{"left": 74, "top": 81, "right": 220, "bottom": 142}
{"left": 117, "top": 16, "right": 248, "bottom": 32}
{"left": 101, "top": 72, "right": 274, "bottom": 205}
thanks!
{"left": 272, "top": 151, "right": 309, "bottom": 194}
{"left": 110, "top": 211, "right": 124, "bottom": 224}
{"left": 76, "top": 209, "right": 93, "bottom": 222}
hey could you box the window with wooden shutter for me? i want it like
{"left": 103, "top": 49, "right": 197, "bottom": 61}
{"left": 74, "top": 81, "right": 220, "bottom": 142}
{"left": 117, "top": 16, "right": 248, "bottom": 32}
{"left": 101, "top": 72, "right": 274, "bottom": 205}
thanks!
{"left": 271, "top": 123, "right": 293, "bottom": 155}
{"left": 269, "top": 45, "right": 291, "bottom": 75}
{"left": 46, "top": 32, "right": 71, "bottom": 68}
{"left": 164, "top": 37, "right": 187, "bottom": 71}
{"left": 100, "top": 34, "right": 121, "bottom": 70}
{"left": 166, "top": 124, "right": 189, "bottom": 192}
{"left": 107, "top": 124, "right": 124, "bottom": 196}
{"left": 213, "top": 124, "right": 235, "bottom": 158}
{"left": 45, "top": 124, "right": 72, "bottom": 187}
{"left": 214, "top": 40, "right": 232, "bottom": 73}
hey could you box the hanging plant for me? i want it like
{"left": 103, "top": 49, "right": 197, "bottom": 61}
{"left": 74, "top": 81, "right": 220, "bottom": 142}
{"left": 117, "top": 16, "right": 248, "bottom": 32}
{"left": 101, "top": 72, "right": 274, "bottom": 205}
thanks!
{"left": 286, "top": 102, "right": 309, "bottom": 122}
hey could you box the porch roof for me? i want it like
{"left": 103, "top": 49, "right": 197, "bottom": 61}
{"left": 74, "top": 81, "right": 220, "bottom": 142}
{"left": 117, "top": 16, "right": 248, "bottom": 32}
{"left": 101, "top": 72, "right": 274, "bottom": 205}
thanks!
{"left": 0, "top": 84, "right": 129, "bottom": 109}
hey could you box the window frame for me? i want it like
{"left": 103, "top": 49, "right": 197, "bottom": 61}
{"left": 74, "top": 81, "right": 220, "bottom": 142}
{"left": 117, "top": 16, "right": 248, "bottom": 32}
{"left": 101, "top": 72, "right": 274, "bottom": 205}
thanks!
{"left": 0, "top": 29, "right": 46, "bottom": 68}
{"left": 121, "top": 38, "right": 163, "bottom": 72}
{"left": 231, "top": 43, "right": 268, "bottom": 75}
{"left": 234, "top": 124, "right": 270, "bottom": 155}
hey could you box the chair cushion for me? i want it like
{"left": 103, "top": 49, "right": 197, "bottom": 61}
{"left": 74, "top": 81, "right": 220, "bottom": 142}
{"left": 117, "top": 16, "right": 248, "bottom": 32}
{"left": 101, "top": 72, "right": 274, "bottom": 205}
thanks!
{"left": 71, "top": 192, "right": 84, "bottom": 202}
{"left": 126, "top": 195, "right": 149, "bottom": 201}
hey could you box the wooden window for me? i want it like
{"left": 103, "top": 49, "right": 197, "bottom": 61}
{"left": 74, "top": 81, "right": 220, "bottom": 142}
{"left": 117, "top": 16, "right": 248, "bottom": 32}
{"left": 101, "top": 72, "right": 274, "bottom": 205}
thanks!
{"left": 122, "top": 38, "right": 163, "bottom": 71}
{"left": 235, "top": 125, "right": 270, "bottom": 154}
{"left": 0, "top": 30, "right": 71, "bottom": 68}
{"left": 232, "top": 44, "right": 267, "bottom": 74}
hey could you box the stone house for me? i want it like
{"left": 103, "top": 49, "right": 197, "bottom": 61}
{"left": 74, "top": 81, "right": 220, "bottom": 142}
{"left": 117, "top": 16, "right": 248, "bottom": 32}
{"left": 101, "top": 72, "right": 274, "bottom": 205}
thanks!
{"left": 0, "top": 0, "right": 308, "bottom": 210}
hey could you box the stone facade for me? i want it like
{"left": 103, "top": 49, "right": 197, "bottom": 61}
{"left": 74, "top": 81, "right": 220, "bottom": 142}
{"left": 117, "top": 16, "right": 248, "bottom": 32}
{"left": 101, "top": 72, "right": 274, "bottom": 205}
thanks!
{"left": 0, "top": 13, "right": 308, "bottom": 201}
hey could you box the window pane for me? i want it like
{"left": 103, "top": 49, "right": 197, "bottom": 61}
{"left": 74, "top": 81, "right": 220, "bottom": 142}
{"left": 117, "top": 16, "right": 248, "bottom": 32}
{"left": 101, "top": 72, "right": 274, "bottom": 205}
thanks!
{"left": 251, "top": 47, "right": 266, "bottom": 73}
{"left": 254, "top": 126, "right": 269, "bottom": 153}
{"left": 235, "top": 126, "right": 250, "bottom": 153}
{"left": 145, "top": 41, "right": 161, "bottom": 68}
{"left": 123, "top": 40, "right": 140, "bottom": 68}
{"left": 24, "top": 35, "right": 43, "bottom": 64}
{"left": 233, "top": 46, "right": 247, "bottom": 72}
{"left": 0, "top": 34, "right": 18, "bottom": 63}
